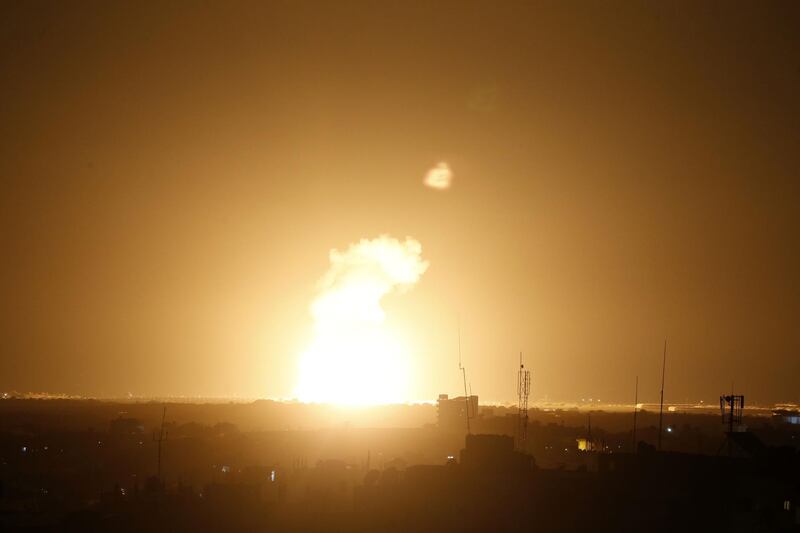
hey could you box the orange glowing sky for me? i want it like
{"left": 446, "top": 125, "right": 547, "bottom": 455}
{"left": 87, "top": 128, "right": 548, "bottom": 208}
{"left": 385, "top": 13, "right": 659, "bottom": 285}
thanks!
{"left": 1, "top": 1, "right": 799, "bottom": 404}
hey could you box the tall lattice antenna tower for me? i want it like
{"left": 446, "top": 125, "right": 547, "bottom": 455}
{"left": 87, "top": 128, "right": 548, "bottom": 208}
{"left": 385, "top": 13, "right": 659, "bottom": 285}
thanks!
{"left": 720, "top": 394, "right": 744, "bottom": 431}
{"left": 516, "top": 352, "right": 531, "bottom": 450}
{"left": 718, "top": 393, "right": 745, "bottom": 456}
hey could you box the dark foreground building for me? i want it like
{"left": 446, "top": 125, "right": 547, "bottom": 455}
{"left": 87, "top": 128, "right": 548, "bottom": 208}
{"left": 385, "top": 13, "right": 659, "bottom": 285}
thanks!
{"left": 354, "top": 433, "right": 800, "bottom": 532}
{"left": 2, "top": 403, "right": 800, "bottom": 532}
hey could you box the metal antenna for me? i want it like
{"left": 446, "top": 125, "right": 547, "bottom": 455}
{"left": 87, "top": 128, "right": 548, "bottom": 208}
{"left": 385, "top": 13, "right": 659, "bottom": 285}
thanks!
{"left": 153, "top": 406, "right": 168, "bottom": 480}
{"left": 658, "top": 339, "right": 667, "bottom": 451}
{"left": 458, "top": 320, "right": 471, "bottom": 434}
{"left": 718, "top": 393, "right": 744, "bottom": 456}
{"left": 516, "top": 351, "right": 531, "bottom": 450}
{"left": 632, "top": 375, "right": 639, "bottom": 453}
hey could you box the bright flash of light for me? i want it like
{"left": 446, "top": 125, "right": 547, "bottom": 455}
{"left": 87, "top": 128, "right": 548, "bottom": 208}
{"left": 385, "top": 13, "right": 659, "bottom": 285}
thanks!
{"left": 424, "top": 162, "right": 452, "bottom": 190}
{"left": 294, "top": 236, "right": 429, "bottom": 405}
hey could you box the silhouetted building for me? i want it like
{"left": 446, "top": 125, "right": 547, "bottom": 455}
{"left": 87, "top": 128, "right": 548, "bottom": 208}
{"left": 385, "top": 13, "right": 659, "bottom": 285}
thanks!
{"left": 437, "top": 394, "right": 478, "bottom": 432}
{"left": 773, "top": 409, "right": 800, "bottom": 425}
{"left": 460, "top": 434, "right": 534, "bottom": 473}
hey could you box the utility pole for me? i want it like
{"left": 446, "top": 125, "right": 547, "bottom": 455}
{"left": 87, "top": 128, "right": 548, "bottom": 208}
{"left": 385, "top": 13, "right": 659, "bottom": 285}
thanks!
{"left": 658, "top": 339, "right": 667, "bottom": 451}
{"left": 632, "top": 375, "right": 638, "bottom": 453}
{"left": 153, "top": 406, "right": 168, "bottom": 480}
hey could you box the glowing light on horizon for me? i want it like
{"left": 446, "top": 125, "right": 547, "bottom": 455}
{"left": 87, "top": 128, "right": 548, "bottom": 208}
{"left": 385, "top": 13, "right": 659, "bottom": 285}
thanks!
{"left": 294, "top": 236, "right": 429, "bottom": 405}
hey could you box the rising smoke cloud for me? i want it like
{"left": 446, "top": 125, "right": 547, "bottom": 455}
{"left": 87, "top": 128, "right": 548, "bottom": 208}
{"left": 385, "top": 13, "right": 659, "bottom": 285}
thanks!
{"left": 312, "top": 236, "right": 429, "bottom": 325}
{"left": 295, "top": 236, "right": 429, "bottom": 404}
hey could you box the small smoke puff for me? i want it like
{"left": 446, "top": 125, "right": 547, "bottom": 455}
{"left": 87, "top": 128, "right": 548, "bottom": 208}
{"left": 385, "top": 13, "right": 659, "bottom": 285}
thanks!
{"left": 424, "top": 162, "right": 452, "bottom": 190}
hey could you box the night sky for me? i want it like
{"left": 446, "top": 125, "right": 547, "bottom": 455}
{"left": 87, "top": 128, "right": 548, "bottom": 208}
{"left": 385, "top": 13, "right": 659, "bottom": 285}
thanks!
{"left": 1, "top": 1, "right": 798, "bottom": 404}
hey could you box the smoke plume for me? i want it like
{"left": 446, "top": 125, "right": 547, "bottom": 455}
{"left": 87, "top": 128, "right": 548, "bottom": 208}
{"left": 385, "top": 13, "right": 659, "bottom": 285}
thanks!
{"left": 295, "top": 236, "right": 429, "bottom": 404}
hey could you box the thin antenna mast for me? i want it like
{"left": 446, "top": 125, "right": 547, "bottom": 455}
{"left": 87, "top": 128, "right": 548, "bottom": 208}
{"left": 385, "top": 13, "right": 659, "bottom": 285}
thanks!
{"left": 658, "top": 339, "right": 667, "bottom": 451}
{"left": 458, "top": 320, "right": 471, "bottom": 434}
{"left": 153, "top": 406, "right": 168, "bottom": 479}
{"left": 632, "top": 375, "right": 638, "bottom": 453}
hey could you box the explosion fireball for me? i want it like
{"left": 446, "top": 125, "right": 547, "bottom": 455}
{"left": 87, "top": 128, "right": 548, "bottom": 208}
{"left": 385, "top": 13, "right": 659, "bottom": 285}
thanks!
{"left": 295, "top": 236, "right": 429, "bottom": 405}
